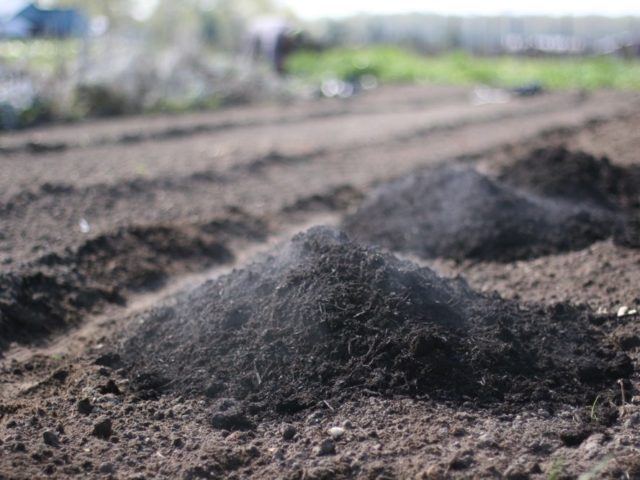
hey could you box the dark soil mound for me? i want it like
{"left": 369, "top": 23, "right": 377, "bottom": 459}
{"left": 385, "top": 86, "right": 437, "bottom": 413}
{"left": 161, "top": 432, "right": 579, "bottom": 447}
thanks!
{"left": 343, "top": 167, "right": 623, "bottom": 262}
{"left": 499, "top": 146, "right": 640, "bottom": 211}
{"left": 120, "top": 227, "right": 631, "bottom": 417}
{"left": 0, "top": 210, "right": 266, "bottom": 350}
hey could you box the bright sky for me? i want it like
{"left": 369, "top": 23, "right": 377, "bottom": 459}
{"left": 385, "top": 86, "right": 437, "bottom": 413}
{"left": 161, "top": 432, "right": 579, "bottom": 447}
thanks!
{"left": 106, "top": 0, "right": 640, "bottom": 22}
{"left": 277, "top": 0, "right": 640, "bottom": 18}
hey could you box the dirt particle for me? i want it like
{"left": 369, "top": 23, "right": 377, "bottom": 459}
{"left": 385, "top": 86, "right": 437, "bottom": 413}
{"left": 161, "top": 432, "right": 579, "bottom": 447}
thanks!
{"left": 448, "top": 451, "right": 474, "bottom": 470}
{"left": 559, "top": 429, "right": 592, "bottom": 447}
{"left": 77, "top": 398, "right": 93, "bottom": 415}
{"left": 12, "top": 442, "right": 27, "bottom": 452}
{"left": 314, "top": 439, "right": 336, "bottom": 456}
{"left": 92, "top": 417, "right": 113, "bottom": 439}
{"left": 204, "top": 381, "right": 226, "bottom": 398}
{"left": 282, "top": 424, "right": 297, "bottom": 441}
{"left": 99, "top": 462, "right": 114, "bottom": 474}
{"left": 42, "top": 430, "right": 60, "bottom": 447}
{"left": 623, "top": 413, "right": 640, "bottom": 428}
{"left": 94, "top": 353, "right": 122, "bottom": 368}
{"left": 612, "top": 330, "right": 640, "bottom": 351}
{"left": 98, "top": 379, "right": 122, "bottom": 395}
{"left": 172, "top": 438, "right": 184, "bottom": 448}
{"left": 504, "top": 466, "right": 529, "bottom": 480}
{"left": 51, "top": 369, "right": 69, "bottom": 382}
{"left": 418, "top": 464, "right": 445, "bottom": 479}
{"left": 210, "top": 411, "right": 255, "bottom": 431}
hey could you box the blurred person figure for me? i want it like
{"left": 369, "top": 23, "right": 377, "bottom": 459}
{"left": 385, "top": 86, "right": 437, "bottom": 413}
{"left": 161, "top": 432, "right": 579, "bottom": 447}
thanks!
{"left": 245, "top": 16, "right": 300, "bottom": 75}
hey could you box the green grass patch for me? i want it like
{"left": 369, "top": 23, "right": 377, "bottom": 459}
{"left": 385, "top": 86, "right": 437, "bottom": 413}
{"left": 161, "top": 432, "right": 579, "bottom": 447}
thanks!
{"left": 287, "top": 46, "right": 640, "bottom": 90}
{"left": 0, "top": 39, "right": 81, "bottom": 75}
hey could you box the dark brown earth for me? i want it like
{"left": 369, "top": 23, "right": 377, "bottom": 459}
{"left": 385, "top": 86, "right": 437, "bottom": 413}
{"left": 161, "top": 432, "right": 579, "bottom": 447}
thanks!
{"left": 1, "top": 86, "right": 640, "bottom": 479}
{"left": 0, "top": 209, "right": 268, "bottom": 350}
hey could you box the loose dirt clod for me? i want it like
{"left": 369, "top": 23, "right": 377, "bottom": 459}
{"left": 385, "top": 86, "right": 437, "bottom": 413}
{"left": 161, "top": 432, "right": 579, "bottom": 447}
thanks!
{"left": 77, "top": 399, "right": 93, "bottom": 415}
{"left": 42, "top": 430, "right": 59, "bottom": 447}
{"left": 344, "top": 159, "right": 634, "bottom": 261}
{"left": 282, "top": 424, "right": 297, "bottom": 440}
{"left": 315, "top": 439, "right": 336, "bottom": 456}
{"left": 210, "top": 405, "right": 256, "bottom": 431}
{"left": 120, "top": 227, "right": 632, "bottom": 419}
{"left": 92, "top": 418, "right": 113, "bottom": 439}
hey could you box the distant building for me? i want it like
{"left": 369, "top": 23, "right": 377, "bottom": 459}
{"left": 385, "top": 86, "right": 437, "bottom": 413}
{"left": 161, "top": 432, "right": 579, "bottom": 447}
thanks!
{"left": 0, "top": 1, "right": 88, "bottom": 39}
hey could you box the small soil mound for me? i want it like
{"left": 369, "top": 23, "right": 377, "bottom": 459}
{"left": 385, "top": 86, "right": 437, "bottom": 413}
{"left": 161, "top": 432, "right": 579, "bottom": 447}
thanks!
{"left": 343, "top": 167, "right": 623, "bottom": 261}
{"left": 498, "top": 146, "right": 640, "bottom": 211}
{"left": 120, "top": 227, "right": 631, "bottom": 417}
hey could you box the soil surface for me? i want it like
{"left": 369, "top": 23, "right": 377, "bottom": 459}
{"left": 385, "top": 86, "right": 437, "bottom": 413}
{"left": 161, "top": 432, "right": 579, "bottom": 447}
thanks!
{"left": 1, "top": 86, "right": 640, "bottom": 479}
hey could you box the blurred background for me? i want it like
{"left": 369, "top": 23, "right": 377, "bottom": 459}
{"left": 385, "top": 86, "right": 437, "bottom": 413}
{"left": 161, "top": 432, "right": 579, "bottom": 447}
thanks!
{"left": 1, "top": 0, "right": 639, "bottom": 130}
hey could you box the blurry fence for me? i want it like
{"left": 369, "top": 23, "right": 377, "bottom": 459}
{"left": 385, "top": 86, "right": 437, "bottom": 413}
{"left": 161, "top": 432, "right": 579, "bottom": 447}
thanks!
{"left": 308, "top": 15, "right": 640, "bottom": 56}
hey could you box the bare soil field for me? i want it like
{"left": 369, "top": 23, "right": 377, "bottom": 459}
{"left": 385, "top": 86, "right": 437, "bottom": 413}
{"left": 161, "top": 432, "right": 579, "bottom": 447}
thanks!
{"left": 1, "top": 86, "right": 640, "bottom": 479}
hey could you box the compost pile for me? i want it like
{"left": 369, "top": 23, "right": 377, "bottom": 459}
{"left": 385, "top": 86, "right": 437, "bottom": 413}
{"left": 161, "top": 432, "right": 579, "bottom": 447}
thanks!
{"left": 498, "top": 146, "right": 640, "bottom": 211}
{"left": 120, "top": 227, "right": 631, "bottom": 418}
{"left": 343, "top": 158, "right": 633, "bottom": 261}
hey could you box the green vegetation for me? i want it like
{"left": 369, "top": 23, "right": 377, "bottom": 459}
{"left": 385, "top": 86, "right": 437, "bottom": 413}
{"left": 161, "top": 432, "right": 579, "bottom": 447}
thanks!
{"left": 288, "top": 46, "right": 640, "bottom": 90}
{"left": 2, "top": 39, "right": 639, "bottom": 130}
{"left": 548, "top": 458, "right": 565, "bottom": 480}
{"left": 0, "top": 39, "right": 81, "bottom": 75}
{"left": 590, "top": 394, "right": 601, "bottom": 421}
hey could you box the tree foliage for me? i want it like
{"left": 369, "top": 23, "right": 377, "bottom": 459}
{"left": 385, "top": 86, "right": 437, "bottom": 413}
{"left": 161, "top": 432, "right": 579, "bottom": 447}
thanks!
{"left": 41, "top": 0, "right": 135, "bottom": 26}
{"left": 147, "top": 0, "right": 288, "bottom": 48}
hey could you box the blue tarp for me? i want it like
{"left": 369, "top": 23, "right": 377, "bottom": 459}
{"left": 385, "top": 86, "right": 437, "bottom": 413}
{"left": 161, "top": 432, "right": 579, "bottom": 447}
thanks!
{"left": 1, "top": 3, "right": 87, "bottom": 39}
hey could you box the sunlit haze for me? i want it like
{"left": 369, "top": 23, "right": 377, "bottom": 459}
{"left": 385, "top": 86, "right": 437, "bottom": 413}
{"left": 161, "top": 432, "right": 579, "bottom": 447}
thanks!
{"left": 278, "top": 0, "right": 640, "bottom": 18}
{"left": 105, "top": 0, "right": 640, "bottom": 21}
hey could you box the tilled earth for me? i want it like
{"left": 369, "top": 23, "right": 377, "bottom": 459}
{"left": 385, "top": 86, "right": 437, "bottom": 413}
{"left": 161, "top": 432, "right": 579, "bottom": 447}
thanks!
{"left": 1, "top": 86, "right": 640, "bottom": 479}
